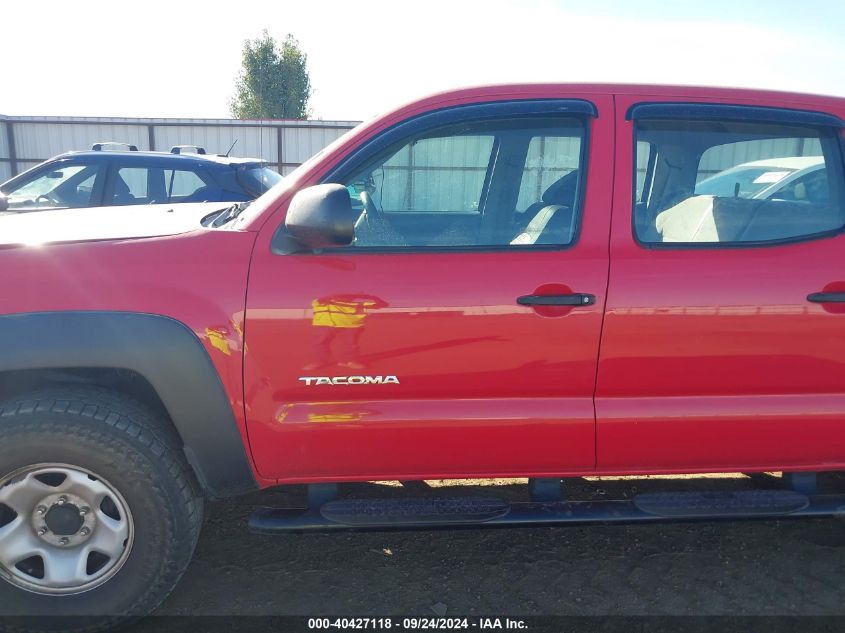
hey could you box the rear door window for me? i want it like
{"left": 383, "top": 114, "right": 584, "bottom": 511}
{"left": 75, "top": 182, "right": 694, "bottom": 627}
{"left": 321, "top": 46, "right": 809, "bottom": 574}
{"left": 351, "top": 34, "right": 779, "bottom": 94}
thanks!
{"left": 113, "top": 168, "right": 155, "bottom": 205}
{"left": 110, "top": 165, "right": 216, "bottom": 205}
{"left": 633, "top": 113, "right": 845, "bottom": 245}
{"left": 165, "top": 169, "right": 211, "bottom": 201}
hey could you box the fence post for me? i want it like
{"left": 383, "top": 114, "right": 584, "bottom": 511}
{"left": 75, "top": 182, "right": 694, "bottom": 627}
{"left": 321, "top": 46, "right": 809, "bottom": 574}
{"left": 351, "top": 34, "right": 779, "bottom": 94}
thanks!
{"left": 6, "top": 120, "right": 18, "bottom": 177}
{"left": 276, "top": 125, "right": 284, "bottom": 174}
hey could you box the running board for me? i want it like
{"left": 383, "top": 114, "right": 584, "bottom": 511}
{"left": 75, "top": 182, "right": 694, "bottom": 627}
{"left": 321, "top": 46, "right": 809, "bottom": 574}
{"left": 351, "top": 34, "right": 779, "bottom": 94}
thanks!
{"left": 248, "top": 490, "right": 845, "bottom": 534}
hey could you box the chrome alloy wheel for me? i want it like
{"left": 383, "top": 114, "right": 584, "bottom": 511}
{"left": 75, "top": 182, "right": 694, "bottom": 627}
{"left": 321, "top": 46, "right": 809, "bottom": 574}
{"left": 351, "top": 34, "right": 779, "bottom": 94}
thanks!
{"left": 0, "top": 464, "right": 134, "bottom": 595}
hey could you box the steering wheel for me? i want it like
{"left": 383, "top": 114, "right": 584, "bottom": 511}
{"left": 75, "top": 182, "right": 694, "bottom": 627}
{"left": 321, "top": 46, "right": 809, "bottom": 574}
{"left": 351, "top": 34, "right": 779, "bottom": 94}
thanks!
{"left": 35, "top": 193, "right": 60, "bottom": 206}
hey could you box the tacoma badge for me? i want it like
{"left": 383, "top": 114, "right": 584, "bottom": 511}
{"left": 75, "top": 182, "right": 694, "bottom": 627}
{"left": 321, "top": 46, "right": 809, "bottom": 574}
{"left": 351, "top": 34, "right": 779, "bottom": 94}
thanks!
{"left": 298, "top": 375, "right": 400, "bottom": 386}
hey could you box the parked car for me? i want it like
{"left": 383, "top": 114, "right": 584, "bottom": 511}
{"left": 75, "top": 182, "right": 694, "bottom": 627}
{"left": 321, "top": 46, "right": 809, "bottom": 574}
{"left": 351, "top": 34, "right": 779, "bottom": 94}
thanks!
{"left": 0, "top": 143, "right": 282, "bottom": 213}
{"left": 2, "top": 84, "right": 845, "bottom": 628}
{"left": 695, "top": 155, "right": 827, "bottom": 201}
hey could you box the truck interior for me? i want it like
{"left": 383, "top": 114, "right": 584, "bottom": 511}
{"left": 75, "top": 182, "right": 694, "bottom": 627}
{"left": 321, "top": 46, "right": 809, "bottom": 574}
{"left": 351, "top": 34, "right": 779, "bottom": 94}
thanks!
{"left": 342, "top": 116, "right": 586, "bottom": 249}
{"left": 635, "top": 119, "right": 845, "bottom": 244}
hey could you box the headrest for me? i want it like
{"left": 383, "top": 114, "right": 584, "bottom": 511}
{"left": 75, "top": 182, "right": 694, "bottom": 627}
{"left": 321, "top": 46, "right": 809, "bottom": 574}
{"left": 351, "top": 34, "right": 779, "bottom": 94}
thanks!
{"left": 542, "top": 170, "right": 577, "bottom": 204}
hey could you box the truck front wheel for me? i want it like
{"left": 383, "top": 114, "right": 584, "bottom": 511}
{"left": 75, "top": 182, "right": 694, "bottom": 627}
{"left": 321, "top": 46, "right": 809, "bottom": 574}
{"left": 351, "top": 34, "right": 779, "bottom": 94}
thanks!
{"left": 0, "top": 387, "right": 203, "bottom": 629}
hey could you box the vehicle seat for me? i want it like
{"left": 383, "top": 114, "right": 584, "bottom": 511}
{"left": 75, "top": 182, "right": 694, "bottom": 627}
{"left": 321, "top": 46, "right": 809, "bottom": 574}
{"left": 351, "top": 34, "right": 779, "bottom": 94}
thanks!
{"left": 518, "top": 170, "right": 579, "bottom": 227}
{"left": 510, "top": 204, "right": 573, "bottom": 245}
{"left": 112, "top": 175, "right": 136, "bottom": 206}
{"left": 655, "top": 195, "right": 844, "bottom": 242}
{"left": 656, "top": 195, "right": 718, "bottom": 242}
{"left": 732, "top": 199, "right": 844, "bottom": 241}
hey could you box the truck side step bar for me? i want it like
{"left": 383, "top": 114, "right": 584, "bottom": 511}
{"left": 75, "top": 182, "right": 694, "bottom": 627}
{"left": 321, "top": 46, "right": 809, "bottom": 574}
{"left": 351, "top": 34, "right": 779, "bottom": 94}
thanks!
{"left": 633, "top": 490, "right": 809, "bottom": 517}
{"left": 248, "top": 489, "right": 845, "bottom": 534}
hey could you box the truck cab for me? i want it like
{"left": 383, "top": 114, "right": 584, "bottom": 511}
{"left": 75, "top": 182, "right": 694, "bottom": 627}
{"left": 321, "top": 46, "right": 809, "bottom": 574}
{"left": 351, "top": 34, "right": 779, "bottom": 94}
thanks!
{"left": 239, "top": 85, "right": 845, "bottom": 483}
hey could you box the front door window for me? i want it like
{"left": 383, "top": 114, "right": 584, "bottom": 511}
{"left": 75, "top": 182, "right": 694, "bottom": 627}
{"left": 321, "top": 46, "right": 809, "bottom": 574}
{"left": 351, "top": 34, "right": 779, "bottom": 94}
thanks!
{"left": 338, "top": 117, "right": 586, "bottom": 249}
{"left": 5, "top": 163, "right": 101, "bottom": 210}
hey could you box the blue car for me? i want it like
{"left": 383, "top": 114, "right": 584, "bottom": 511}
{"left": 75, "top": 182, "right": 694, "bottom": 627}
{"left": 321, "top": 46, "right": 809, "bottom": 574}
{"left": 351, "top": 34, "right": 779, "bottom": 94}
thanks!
{"left": 0, "top": 143, "right": 282, "bottom": 213}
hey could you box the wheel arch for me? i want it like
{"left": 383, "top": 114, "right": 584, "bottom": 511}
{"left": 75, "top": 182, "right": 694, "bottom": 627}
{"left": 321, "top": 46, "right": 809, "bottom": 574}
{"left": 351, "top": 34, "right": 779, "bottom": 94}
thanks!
{"left": 0, "top": 311, "right": 257, "bottom": 498}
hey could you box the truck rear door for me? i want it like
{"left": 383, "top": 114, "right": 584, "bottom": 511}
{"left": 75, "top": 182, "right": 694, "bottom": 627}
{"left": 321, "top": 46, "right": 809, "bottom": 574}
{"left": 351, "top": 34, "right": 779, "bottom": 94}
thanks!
{"left": 598, "top": 92, "right": 845, "bottom": 473}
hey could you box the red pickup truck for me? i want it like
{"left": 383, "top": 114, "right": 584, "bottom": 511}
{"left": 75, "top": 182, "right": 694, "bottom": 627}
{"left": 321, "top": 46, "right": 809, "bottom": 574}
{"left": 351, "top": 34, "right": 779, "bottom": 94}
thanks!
{"left": 2, "top": 83, "right": 845, "bottom": 625}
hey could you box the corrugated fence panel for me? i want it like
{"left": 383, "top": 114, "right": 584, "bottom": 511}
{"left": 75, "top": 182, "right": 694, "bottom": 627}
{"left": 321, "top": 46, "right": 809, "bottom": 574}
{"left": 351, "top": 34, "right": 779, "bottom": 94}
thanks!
{"left": 14, "top": 123, "right": 150, "bottom": 160}
{"left": 0, "top": 116, "right": 360, "bottom": 181}
{"left": 0, "top": 123, "right": 9, "bottom": 161}
{"left": 699, "top": 137, "right": 823, "bottom": 177}
{"left": 152, "top": 125, "right": 278, "bottom": 163}
{"left": 4, "top": 115, "right": 828, "bottom": 188}
{"left": 281, "top": 126, "right": 353, "bottom": 166}
{"left": 15, "top": 161, "right": 45, "bottom": 175}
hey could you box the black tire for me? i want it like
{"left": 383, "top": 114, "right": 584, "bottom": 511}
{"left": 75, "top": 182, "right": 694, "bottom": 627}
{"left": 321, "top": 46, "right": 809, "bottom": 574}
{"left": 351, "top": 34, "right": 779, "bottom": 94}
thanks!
{"left": 0, "top": 387, "right": 204, "bottom": 631}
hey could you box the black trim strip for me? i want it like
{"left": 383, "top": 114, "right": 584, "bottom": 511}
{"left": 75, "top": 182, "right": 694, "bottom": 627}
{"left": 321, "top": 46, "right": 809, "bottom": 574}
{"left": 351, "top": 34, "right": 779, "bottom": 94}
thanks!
{"left": 517, "top": 293, "right": 596, "bottom": 306}
{"left": 325, "top": 99, "right": 596, "bottom": 184}
{"left": 627, "top": 103, "right": 845, "bottom": 128}
{"left": 808, "top": 292, "right": 845, "bottom": 303}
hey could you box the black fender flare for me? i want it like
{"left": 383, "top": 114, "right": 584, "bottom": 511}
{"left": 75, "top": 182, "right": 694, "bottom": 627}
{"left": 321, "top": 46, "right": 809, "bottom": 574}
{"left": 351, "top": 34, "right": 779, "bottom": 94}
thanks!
{"left": 0, "top": 311, "right": 257, "bottom": 498}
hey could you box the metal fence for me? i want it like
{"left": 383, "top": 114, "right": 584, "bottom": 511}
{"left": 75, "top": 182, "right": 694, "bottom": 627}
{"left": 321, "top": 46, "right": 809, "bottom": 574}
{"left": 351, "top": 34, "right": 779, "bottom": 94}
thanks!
{"left": 0, "top": 114, "right": 826, "bottom": 199}
{"left": 0, "top": 114, "right": 361, "bottom": 182}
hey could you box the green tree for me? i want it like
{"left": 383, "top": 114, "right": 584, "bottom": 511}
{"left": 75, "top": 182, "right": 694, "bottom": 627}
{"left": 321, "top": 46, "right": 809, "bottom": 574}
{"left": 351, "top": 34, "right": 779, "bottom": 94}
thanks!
{"left": 230, "top": 31, "right": 312, "bottom": 119}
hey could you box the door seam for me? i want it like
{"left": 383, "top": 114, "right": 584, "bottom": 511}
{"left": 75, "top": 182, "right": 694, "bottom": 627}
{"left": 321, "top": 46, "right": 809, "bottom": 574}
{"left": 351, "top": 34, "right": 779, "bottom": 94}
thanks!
{"left": 592, "top": 93, "right": 617, "bottom": 470}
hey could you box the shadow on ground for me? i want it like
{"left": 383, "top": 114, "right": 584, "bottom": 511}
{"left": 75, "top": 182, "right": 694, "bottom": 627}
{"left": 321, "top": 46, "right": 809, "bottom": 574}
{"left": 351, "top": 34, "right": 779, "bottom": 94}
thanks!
{"left": 143, "top": 474, "right": 845, "bottom": 621}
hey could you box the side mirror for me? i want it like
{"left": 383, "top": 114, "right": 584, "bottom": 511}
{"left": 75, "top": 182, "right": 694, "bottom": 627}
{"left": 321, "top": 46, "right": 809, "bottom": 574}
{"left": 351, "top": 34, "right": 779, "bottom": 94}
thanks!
{"left": 284, "top": 184, "right": 355, "bottom": 251}
{"left": 0, "top": 194, "right": 8, "bottom": 212}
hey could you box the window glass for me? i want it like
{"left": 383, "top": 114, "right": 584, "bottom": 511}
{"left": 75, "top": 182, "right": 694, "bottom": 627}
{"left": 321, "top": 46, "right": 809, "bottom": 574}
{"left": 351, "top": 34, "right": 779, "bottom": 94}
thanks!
{"left": 236, "top": 165, "right": 283, "bottom": 196}
{"left": 6, "top": 163, "right": 100, "bottom": 210}
{"left": 114, "top": 168, "right": 148, "bottom": 204}
{"left": 166, "top": 169, "right": 208, "bottom": 199}
{"left": 634, "top": 141, "right": 654, "bottom": 201}
{"left": 633, "top": 118, "right": 845, "bottom": 244}
{"left": 358, "top": 135, "right": 494, "bottom": 215}
{"left": 111, "top": 167, "right": 214, "bottom": 205}
{"left": 340, "top": 117, "right": 586, "bottom": 249}
{"left": 772, "top": 167, "right": 830, "bottom": 205}
{"left": 516, "top": 136, "right": 581, "bottom": 212}
{"left": 114, "top": 167, "right": 169, "bottom": 205}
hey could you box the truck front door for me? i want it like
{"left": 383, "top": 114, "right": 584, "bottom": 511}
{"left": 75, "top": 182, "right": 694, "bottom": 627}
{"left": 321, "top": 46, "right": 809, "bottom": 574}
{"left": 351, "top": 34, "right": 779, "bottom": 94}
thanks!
{"left": 244, "top": 95, "right": 613, "bottom": 482}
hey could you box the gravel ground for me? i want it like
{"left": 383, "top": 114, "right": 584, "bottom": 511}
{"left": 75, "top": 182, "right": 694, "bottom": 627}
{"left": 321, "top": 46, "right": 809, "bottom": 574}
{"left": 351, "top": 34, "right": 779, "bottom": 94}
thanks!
{"left": 138, "top": 473, "right": 845, "bottom": 625}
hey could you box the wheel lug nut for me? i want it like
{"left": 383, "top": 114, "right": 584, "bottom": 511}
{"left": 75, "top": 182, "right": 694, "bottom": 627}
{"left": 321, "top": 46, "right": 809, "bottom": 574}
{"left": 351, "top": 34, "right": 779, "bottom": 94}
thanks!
{"left": 59, "top": 537, "right": 69, "bottom": 545}
{"left": 57, "top": 496, "right": 67, "bottom": 505}
{"left": 80, "top": 527, "right": 90, "bottom": 536}
{"left": 35, "top": 505, "right": 47, "bottom": 515}
{"left": 37, "top": 527, "right": 48, "bottom": 536}
{"left": 79, "top": 506, "right": 90, "bottom": 516}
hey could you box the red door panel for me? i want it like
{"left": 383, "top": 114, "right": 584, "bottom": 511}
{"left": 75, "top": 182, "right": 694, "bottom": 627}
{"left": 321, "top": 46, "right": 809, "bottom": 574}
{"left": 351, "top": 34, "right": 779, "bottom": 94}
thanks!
{"left": 245, "top": 249, "right": 608, "bottom": 481}
{"left": 597, "top": 93, "right": 845, "bottom": 473}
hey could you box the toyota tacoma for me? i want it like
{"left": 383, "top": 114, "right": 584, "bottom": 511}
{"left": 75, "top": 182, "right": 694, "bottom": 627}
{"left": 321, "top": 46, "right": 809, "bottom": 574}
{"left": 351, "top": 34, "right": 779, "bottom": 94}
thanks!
{"left": 1, "top": 84, "right": 845, "bottom": 627}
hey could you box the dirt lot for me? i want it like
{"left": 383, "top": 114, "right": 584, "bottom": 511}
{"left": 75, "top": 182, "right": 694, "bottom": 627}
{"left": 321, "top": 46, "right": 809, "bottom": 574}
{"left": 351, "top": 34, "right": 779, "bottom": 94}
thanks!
{"left": 145, "top": 474, "right": 845, "bottom": 625}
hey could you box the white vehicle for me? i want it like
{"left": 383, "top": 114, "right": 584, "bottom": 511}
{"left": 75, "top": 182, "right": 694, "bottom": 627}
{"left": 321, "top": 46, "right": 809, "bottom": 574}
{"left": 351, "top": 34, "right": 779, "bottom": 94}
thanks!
{"left": 695, "top": 156, "right": 828, "bottom": 203}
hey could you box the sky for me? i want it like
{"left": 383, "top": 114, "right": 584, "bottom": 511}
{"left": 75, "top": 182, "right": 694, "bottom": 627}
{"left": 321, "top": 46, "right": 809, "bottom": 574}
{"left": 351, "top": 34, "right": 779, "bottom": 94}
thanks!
{"left": 2, "top": 0, "right": 844, "bottom": 122}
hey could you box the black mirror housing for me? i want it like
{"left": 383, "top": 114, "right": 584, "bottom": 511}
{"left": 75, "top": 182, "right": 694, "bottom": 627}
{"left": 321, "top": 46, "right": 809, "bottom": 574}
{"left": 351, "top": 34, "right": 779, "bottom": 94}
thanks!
{"left": 284, "top": 184, "right": 355, "bottom": 250}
